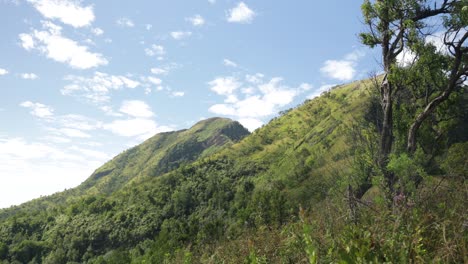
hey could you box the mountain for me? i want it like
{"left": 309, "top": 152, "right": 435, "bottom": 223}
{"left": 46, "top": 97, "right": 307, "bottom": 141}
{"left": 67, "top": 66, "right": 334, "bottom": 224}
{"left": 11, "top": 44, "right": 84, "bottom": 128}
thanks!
{"left": 0, "top": 78, "right": 466, "bottom": 263}
{"left": 0, "top": 117, "right": 249, "bottom": 219}
{"left": 76, "top": 117, "right": 250, "bottom": 196}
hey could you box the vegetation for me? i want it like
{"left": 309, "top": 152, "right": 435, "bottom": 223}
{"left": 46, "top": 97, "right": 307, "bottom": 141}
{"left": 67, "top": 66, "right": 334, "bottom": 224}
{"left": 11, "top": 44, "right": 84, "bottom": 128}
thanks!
{"left": 0, "top": 1, "right": 466, "bottom": 263}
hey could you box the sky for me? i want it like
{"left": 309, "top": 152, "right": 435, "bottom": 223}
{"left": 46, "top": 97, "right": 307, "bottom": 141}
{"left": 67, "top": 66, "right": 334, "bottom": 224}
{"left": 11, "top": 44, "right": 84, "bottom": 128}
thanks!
{"left": 0, "top": 0, "right": 382, "bottom": 208}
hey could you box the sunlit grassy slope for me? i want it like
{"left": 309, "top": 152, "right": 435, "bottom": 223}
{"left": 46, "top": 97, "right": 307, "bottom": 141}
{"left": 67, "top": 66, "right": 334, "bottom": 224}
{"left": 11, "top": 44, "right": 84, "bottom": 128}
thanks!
{"left": 0, "top": 79, "right": 380, "bottom": 263}
{"left": 76, "top": 117, "right": 250, "bottom": 196}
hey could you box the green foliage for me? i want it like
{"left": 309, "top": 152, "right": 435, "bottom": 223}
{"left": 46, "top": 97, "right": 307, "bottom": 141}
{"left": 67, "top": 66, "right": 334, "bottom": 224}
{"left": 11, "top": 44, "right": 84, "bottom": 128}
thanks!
{"left": 0, "top": 77, "right": 466, "bottom": 263}
{"left": 387, "top": 151, "right": 428, "bottom": 193}
{"left": 440, "top": 142, "right": 468, "bottom": 180}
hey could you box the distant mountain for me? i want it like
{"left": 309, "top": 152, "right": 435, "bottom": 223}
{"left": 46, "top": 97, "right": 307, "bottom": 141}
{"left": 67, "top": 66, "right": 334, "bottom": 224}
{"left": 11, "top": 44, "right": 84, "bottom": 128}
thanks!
{"left": 76, "top": 117, "right": 250, "bottom": 196}
{"left": 0, "top": 117, "right": 249, "bottom": 219}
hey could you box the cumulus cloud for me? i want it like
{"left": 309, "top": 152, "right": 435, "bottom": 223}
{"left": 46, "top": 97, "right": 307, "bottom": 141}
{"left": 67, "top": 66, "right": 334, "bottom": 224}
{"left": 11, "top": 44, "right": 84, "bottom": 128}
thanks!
{"left": 0, "top": 68, "right": 8, "bottom": 75}
{"left": 28, "top": 0, "right": 95, "bottom": 28}
{"left": 209, "top": 77, "right": 242, "bottom": 96}
{"left": 58, "top": 128, "right": 91, "bottom": 138}
{"left": 62, "top": 72, "right": 140, "bottom": 103}
{"left": 227, "top": 2, "right": 256, "bottom": 24}
{"left": 119, "top": 100, "right": 154, "bottom": 118}
{"left": 208, "top": 75, "right": 303, "bottom": 131}
{"left": 103, "top": 118, "right": 172, "bottom": 140}
{"left": 145, "top": 44, "right": 165, "bottom": 57}
{"left": 150, "top": 63, "right": 178, "bottom": 75}
{"left": 18, "top": 21, "right": 108, "bottom": 69}
{"left": 20, "top": 102, "right": 103, "bottom": 140}
{"left": 245, "top": 73, "right": 264, "bottom": 84}
{"left": 186, "top": 14, "right": 205, "bottom": 26}
{"left": 0, "top": 137, "right": 108, "bottom": 208}
{"left": 320, "top": 60, "right": 355, "bottom": 81}
{"left": 237, "top": 118, "right": 263, "bottom": 132}
{"left": 170, "top": 31, "right": 192, "bottom": 40}
{"left": 146, "top": 76, "right": 162, "bottom": 85}
{"left": 69, "top": 146, "right": 110, "bottom": 160}
{"left": 223, "top": 59, "right": 237, "bottom": 67}
{"left": 116, "top": 17, "right": 134, "bottom": 27}
{"left": 20, "top": 73, "right": 39, "bottom": 80}
{"left": 320, "top": 49, "right": 365, "bottom": 81}
{"left": 20, "top": 101, "right": 54, "bottom": 118}
{"left": 91, "top": 27, "right": 104, "bottom": 36}
{"left": 172, "top": 91, "right": 185, "bottom": 97}
{"left": 19, "top": 33, "right": 35, "bottom": 50}
{"left": 57, "top": 114, "right": 103, "bottom": 131}
{"left": 150, "top": 67, "right": 168, "bottom": 75}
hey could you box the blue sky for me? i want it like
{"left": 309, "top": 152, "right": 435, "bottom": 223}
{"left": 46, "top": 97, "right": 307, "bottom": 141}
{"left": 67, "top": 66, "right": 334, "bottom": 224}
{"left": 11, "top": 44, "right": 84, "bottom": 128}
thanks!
{"left": 0, "top": 0, "right": 381, "bottom": 208}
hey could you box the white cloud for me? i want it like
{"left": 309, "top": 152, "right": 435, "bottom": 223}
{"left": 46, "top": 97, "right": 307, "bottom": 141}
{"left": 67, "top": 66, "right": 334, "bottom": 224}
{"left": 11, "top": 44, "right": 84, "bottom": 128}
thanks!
{"left": 151, "top": 67, "right": 169, "bottom": 75}
{"left": 208, "top": 0, "right": 216, "bottom": 4}
{"left": 147, "top": 76, "right": 162, "bottom": 85}
{"left": 145, "top": 44, "right": 165, "bottom": 57}
{"left": 58, "top": 114, "right": 102, "bottom": 131}
{"left": 92, "top": 27, "right": 104, "bottom": 36}
{"left": 172, "top": 91, "right": 185, "bottom": 97}
{"left": 119, "top": 100, "right": 154, "bottom": 118}
{"left": 28, "top": 0, "right": 95, "bottom": 28}
{"left": 209, "top": 77, "right": 242, "bottom": 95}
{"left": 320, "top": 60, "right": 355, "bottom": 81}
{"left": 116, "top": 17, "right": 134, "bottom": 27}
{"left": 344, "top": 49, "right": 365, "bottom": 61}
{"left": 395, "top": 31, "right": 458, "bottom": 68}
{"left": 19, "top": 33, "right": 35, "bottom": 50}
{"left": 0, "top": 68, "right": 8, "bottom": 75}
{"left": 227, "top": 2, "right": 256, "bottom": 24}
{"left": 396, "top": 48, "right": 417, "bottom": 67}
{"left": 104, "top": 118, "right": 172, "bottom": 140}
{"left": 20, "top": 73, "right": 39, "bottom": 79}
{"left": 170, "top": 31, "right": 192, "bottom": 40}
{"left": 320, "top": 49, "right": 366, "bottom": 81}
{"left": 69, "top": 146, "right": 110, "bottom": 160}
{"left": 237, "top": 118, "right": 263, "bottom": 132}
{"left": 209, "top": 104, "right": 236, "bottom": 115}
{"left": 58, "top": 128, "right": 91, "bottom": 138}
{"left": 246, "top": 73, "right": 264, "bottom": 84}
{"left": 0, "top": 137, "right": 107, "bottom": 208}
{"left": 150, "top": 63, "right": 178, "bottom": 75}
{"left": 62, "top": 72, "right": 140, "bottom": 103}
{"left": 187, "top": 14, "right": 205, "bottom": 26}
{"left": 19, "top": 21, "right": 108, "bottom": 69}
{"left": 299, "top": 83, "right": 313, "bottom": 91}
{"left": 208, "top": 76, "right": 301, "bottom": 131}
{"left": 146, "top": 24, "right": 153, "bottom": 30}
{"left": 223, "top": 59, "right": 238, "bottom": 67}
{"left": 20, "top": 101, "right": 54, "bottom": 118}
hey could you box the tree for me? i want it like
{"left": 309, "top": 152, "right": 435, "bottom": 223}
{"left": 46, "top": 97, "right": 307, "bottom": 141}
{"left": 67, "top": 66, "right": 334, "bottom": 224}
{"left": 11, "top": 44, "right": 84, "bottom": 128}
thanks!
{"left": 406, "top": 1, "right": 468, "bottom": 153}
{"left": 360, "top": 0, "right": 455, "bottom": 192}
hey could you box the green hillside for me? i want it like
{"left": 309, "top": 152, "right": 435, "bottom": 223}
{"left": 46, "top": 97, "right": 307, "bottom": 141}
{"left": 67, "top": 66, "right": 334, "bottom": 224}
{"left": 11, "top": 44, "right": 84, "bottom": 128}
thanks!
{"left": 0, "top": 118, "right": 249, "bottom": 220}
{"left": 0, "top": 77, "right": 466, "bottom": 263}
{"left": 76, "top": 117, "right": 250, "bottom": 196}
{"left": 0, "top": 79, "right": 371, "bottom": 262}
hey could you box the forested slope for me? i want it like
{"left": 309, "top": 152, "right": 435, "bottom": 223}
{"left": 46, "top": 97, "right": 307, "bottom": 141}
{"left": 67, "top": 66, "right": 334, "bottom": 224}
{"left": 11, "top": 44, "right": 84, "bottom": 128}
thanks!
{"left": 0, "top": 77, "right": 466, "bottom": 263}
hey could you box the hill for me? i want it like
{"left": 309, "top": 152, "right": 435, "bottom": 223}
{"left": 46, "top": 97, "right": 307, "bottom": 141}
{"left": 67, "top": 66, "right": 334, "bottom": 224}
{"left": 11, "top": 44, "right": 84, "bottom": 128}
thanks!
{"left": 0, "top": 78, "right": 466, "bottom": 263}
{"left": 0, "top": 117, "right": 249, "bottom": 219}
{"left": 76, "top": 117, "right": 250, "bottom": 196}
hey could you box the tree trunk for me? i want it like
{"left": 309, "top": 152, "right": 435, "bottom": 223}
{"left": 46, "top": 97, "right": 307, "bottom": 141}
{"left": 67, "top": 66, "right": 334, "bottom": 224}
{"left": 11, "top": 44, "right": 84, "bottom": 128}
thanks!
{"left": 379, "top": 74, "right": 396, "bottom": 191}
